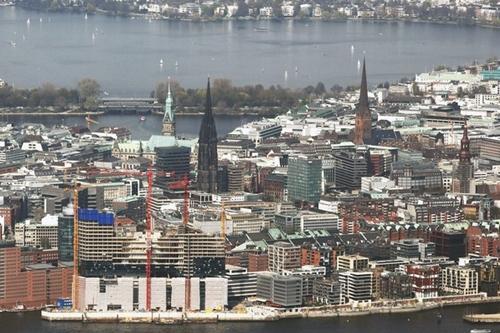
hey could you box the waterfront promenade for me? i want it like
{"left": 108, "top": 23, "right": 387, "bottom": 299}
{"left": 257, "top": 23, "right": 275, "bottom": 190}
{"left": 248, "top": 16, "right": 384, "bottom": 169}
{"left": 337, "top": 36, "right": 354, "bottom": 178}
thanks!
{"left": 41, "top": 294, "right": 500, "bottom": 324}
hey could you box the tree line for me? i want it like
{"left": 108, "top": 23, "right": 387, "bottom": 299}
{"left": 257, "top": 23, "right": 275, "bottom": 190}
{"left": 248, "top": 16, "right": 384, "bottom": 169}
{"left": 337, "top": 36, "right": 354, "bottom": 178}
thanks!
{"left": 0, "top": 78, "right": 347, "bottom": 111}
{"left": 0, "top": 79, "right": 101, "bottom": 110}
{"left": 154, "top": 78, "right": 340, "bottom": 111}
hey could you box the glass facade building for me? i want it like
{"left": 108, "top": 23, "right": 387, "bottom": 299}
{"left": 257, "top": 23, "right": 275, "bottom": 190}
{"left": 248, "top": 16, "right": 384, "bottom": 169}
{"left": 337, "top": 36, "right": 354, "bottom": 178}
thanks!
{"left": 287, "top": 154, "right": 322, "bottom": 204}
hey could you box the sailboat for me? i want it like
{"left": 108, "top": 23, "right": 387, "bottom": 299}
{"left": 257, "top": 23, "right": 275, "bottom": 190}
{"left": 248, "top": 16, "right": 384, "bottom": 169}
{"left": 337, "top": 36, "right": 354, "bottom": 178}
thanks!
{"left": 85, "top": 13, "right": 88, "bottom": 20}
{"left": 357, "top": 59, "right": 361, "bottom": 72}
{"left": 351, "top": 45, "right": 354, "bottom": 55}
{"left": 26, "top": 18, "right": 30, "bottom": 25}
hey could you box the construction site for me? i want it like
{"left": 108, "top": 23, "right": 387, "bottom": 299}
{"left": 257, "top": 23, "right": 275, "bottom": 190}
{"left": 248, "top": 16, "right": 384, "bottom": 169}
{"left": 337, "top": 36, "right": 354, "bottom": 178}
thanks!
{"left": 54, "top": 166, "right": 229, "bottom": 316}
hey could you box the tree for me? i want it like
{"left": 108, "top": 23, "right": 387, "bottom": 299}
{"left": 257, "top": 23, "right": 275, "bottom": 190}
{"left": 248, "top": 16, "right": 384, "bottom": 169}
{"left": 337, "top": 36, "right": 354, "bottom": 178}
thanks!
{"left": 78, "top": 78, "right": 101, "bottom": 110}
{"left": 314, "top": 82, "right": 326, "bottom": 95}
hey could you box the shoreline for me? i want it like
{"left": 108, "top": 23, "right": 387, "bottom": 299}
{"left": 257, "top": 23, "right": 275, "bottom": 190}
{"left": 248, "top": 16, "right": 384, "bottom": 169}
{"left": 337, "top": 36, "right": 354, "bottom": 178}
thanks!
{"left": 0, "top": 111, "right": 261, "bottom": 117}
{"left": 40, "top": 294, "right": 500, "bottom": 324}
{"left": 6, "top": 6, "right": 500, "bottom": 30}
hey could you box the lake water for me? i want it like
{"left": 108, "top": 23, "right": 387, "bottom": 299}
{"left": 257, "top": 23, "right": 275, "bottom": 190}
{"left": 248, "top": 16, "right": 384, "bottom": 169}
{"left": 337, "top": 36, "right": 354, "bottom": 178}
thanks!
{"left": 1, "top": 114, "right": 257, "bottom": 139}
{"left": 1, "top": 303, "right": 499, "bottom": 333}
{"left": 1, "top": 7, "right": 500, "bottom": 96}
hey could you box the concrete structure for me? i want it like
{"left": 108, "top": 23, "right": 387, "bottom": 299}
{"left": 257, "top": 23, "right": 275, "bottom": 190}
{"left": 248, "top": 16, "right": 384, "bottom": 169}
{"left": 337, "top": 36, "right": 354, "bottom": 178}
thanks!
{"left": 283, "top": 265, "right": 326, "bottom": 300}
{"left": 78, "top": 276, "right": 227, "bottom": 312}
{"left": 337, "top": 255, "right": 369, "bottom": 272}
{"left": 312, "top": 278, "right": 343, "bottom": 305}
{"left": 224, "top": 265, "right": 257, "bottom": 301}
{"left": 256, "top": 272, "right": 302, "bottom": 307}
{"left": 339, "top": 271, "right": 373, "bottom": 303}
{"left": 268, "top": 242, "right": 301, "bottom": 274}
{"left": 442, "top": 266, "right": 479, "bottom": 295}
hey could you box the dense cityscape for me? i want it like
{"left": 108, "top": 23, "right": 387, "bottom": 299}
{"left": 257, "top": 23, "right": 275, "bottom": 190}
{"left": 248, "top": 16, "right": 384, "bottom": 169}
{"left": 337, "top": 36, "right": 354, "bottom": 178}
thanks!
{"left": 1, "top": 0, "right": 500, "bottom": 327}
{"left": 0, "top": 55, "right": 499, "bottom": 327}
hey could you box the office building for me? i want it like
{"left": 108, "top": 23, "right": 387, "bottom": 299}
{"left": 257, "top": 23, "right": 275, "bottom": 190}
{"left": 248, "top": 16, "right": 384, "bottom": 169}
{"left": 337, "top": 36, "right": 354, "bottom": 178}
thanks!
{"left": 337, "top": 255, "right": 369, "bottom": 272}
{"left": 224, "top": 265, "right": 257, "bottom": 301}
{"left": 312, "top": 278, "right": 343, "bottom": 305}
{"left": 58, "top": 206, "right": 74, "bottom": 262}
{"left": 268, "top": 242, "right": 301, "bottom": 274}
{"left": 287, "top": 154, "right": 322, "bottom": 204}
{"left": 256, "top": 272, "right": 303, "bottom": 307}
{"left": 391, "top": 161, "right": 443, "bottom": 193}
{"left": 0, "top": 244, "right": 72, "bottom": 309}
{"left": 334, "top": 150, "right": 369, "bottom": 191}
{"left": 339, "top": 271, "right": 373, "bottom": 302}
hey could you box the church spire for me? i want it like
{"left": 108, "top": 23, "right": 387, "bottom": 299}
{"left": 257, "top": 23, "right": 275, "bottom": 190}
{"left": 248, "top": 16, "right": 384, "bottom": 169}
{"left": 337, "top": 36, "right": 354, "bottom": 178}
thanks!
{"left": 353, "top": 58, "right": 372, "bottom": 145}
{"left": 359, "top": 58, "right": 369, "bottom": 112}
{"left": 197, "top": 77, "right": 218, "bottom": 193}
{"left": 459, "top": 121, "right": 471, "bottom": 163}
{"left": 161, "top": 77, "right": 176, "bottom": 136}
{"left": 205, "top": 77, "right": 212, "bottom": 116}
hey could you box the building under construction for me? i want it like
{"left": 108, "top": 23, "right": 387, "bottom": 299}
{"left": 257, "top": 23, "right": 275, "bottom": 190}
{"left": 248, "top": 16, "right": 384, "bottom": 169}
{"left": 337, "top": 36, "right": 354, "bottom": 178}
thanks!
{"left": 77, "top": 208, "right": 225, "bottom": 278}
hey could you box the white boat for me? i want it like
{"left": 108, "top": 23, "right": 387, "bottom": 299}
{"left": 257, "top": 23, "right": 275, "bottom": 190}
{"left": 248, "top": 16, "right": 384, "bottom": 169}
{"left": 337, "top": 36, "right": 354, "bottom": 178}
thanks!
{"left": 140, "top": 116, "right": 146, "bottom": 122}
{"left": 160, "top": 58, "right": 164, "bottom": 65}
{"left": 91, "top": 33, "right": 95, "bottom": 41}
{"left": 9, "top": 41, "right": 16, "bottom": 47}
{"left": 39, "top": 17, "right": 43, "bottom": 23}
{"left": 350, "top": 44, "right": 354, "bottom": 54}
{"left": 26, "top": 18, "right": 30, "bottom": 25}
{"left": 84, "top": 13, "right": 88, "bottom": 20}
{"left": 357, "top": 59, "right": 361, "bottom": 71}
{"left": 470, "top": 330, "right": 492, "bottom": 333}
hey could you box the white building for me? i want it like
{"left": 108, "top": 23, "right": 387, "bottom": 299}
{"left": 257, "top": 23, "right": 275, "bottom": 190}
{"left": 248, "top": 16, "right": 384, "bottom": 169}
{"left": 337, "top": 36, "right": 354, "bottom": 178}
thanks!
{"left": 442, "top": 266, "right": 479, "bottom": 295}
{"left": 339, "top": 271, "right": 373, "bottom": 303}
{"left": 79, "top": 276, "right": 227, "bottom": 312}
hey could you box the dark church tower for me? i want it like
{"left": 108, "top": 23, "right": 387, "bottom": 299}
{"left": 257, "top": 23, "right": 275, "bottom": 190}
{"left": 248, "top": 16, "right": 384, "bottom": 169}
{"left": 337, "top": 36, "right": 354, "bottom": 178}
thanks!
{"left": 197, "top": 78, "right": 218, "bottom": 193}
{"left": 354, "top": 59, "right": 372, "bottom": 145}
{"left": 454, "top": 122, "right": 474, "bottom": 193}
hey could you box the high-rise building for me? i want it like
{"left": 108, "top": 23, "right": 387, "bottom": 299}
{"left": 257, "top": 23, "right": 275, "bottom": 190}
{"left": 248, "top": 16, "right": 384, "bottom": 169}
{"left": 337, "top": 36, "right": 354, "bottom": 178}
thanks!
{"left": 155, "top": 145, "right": 191, "bottom": 189}
{"left": 354, "top": 59, "right": 372, "bottom": 145}
{"left": 161, "top": 79, "right": 175, "bottom": 136}
{"left": 57, "top": 206, "right": 74, "bottom": 262}
{"left": 287, "top": 154, "right": 322, "bottom": 204}
{"left": 334, "top": 150, "right": 369, "bottom": 191}
{"left": 197, "top": 79, "right": 218, "bottom": 193}
{"left": 453, "top": 123, "right": 474, "bottom": 193}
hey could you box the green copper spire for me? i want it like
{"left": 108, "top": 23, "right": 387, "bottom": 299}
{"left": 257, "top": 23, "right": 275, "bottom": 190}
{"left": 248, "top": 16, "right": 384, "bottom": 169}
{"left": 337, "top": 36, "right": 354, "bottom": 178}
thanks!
{"left": 163, "top": 77, "right": 174, "bottom": 123}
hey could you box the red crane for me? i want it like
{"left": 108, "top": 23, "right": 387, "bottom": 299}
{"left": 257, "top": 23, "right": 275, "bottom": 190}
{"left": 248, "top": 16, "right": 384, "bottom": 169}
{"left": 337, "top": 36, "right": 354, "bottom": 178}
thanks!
{"left": 169, "top": 175, "right": 191, "bottom": 311}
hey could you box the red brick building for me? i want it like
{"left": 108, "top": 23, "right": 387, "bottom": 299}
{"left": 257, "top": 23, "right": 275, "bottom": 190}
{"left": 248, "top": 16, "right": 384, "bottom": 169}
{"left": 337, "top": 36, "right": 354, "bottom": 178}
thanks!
{"left": 248, "top": 253, "right": 268, "bottom": 272}
{"left": 467, "top": 226, "right": 499, "bottom": 257}
{"left": 0, "top": 246, "right": 72, "bottom": 309}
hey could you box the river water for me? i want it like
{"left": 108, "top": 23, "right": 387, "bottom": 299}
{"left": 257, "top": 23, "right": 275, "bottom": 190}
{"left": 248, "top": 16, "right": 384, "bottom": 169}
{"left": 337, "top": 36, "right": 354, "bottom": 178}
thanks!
{"left": 1, "top": 303, "right": 499, "bottom": 333}
{"left": 1, "top": 7, "right": 500, "bottom": 96}
{"left": 1, "top": 114, "right": 257, "bottom": 139}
